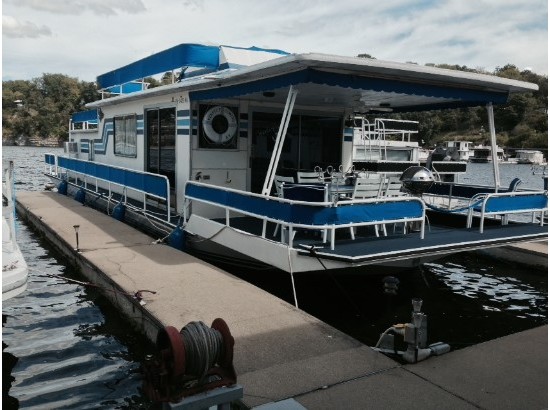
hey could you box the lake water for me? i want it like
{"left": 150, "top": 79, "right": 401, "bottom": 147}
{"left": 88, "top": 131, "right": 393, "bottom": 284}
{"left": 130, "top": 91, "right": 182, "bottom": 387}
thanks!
{"left": 2, "top": 146, "right": 547, "bottom": 409}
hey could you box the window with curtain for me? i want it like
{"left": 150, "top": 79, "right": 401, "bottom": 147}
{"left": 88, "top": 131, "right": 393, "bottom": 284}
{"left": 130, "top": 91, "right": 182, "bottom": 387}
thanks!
{"left": 113, "top": 114, "right": 137, "bottom": 157}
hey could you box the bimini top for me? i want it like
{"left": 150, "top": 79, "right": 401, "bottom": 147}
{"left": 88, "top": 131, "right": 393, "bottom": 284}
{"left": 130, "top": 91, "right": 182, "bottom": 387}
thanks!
{"left": 89, "top": 43, "right": 538, "bottom": 113}
{"left": 96, "top": 43, "right": 289, "bottom": 93}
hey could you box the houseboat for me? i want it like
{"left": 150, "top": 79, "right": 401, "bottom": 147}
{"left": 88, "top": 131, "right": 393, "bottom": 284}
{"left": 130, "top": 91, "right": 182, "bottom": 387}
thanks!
{"left": 471, "top": 145, "right": 505, "bottom": 163}
{"left": 515, "top": 150, "right": 545, "bottom": 165}
{"left": 44, "top": 44, "right": 547, "bottom": 276}
{"left": 444, "top": 141, "right": 473, "bottom": 162}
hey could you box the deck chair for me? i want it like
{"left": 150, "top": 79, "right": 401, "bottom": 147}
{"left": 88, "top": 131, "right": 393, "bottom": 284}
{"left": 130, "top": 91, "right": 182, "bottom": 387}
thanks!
{"left": 507, "top": 177, "right": 522, "bottom": 192}
{"left": 273, "top": 175, "right": 295, "bottom": 197}
{"left": 382, "top": 176, "right": 406, "bottom": 234}
{"left": 383, "top": 176, "right": 403, "bottom": 197}
{"left": 297, "top": 171, "right": 323, "bottom": 183}
{"left": 350, "top": 175, "right": 385, "bottom": 238}
{"left": 353, "top": 176, "right": 384, "bottom": 199}
{"left": 273, "top": 175, "right": 295, "bottom": 236}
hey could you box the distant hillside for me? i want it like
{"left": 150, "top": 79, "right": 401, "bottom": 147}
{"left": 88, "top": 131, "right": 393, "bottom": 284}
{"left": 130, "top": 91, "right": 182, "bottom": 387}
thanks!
{"left": 2, "top": 64, "right": 547, "bottom": 149}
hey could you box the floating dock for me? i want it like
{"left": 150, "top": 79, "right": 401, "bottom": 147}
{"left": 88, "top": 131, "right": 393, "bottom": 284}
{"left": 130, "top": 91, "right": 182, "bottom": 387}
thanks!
{"left": 16, "top": 191, "right": 547, "bottom": 409}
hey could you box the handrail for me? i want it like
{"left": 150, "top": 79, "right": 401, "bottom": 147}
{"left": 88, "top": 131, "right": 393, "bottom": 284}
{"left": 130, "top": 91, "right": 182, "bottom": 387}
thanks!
{"left": 184, "top": 181, "right": 426, "bottom": 250}
{"left": 466, "top": 190, "right": 547, "bottom": 233}
{"left": 44, "top": 154, "right": 172, "bottom": 222}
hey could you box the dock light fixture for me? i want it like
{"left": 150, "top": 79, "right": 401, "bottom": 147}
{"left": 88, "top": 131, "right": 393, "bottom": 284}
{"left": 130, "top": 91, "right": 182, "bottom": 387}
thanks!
{"left": 73, "top": 224, "right": 80, "bottom": 252}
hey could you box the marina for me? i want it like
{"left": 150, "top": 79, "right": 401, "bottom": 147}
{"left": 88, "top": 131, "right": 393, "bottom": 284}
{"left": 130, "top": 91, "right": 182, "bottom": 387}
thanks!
{"left": 3, "top": 44, "right": 548, "bottom": 408}
{"left": 5, "top": 186, "right": 547, "bottom": 409}
{"left": 1, "top": 146, "right": 547, "bottom": 409}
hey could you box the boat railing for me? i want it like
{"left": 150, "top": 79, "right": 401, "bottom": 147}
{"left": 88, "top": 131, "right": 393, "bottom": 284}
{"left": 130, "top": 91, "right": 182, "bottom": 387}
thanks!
{"left": 423, "top": 181, "right": 547, "bottom": 214}
{"left": 466, "top": 191, "right": 548, "bottom": 233}
{"left": 353, "top": 117, "right": 419, "bottom": 162}
{"left": 44, "top": 153, "right": 172, "bottom": 222}
{"left": 184, "top": 181, "right": 426, "bottom": 250}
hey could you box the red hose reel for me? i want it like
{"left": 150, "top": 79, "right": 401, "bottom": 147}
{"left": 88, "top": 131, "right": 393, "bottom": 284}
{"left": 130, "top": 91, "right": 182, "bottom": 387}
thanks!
{"left": 142, "top": 318, "right": 236, "bottom": 402}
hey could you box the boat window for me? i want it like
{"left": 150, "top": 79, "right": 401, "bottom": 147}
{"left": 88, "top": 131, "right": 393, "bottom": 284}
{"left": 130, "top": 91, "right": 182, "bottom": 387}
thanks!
{"left": 386, "top": 149, "right": 412, "bottom": 161}
{"left": 113, "top": 114, "right": 137, "bottom": 157}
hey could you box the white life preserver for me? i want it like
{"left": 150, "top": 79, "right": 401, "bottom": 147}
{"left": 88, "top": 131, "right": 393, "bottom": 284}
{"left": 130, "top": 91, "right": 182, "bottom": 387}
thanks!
{"left": 202, "top": 106, "right": 237, "bottom": 144}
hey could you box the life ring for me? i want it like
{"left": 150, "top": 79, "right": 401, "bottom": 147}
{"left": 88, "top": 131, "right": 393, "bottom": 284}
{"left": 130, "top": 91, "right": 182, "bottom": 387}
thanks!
{"left": 202, "top": 106, "right": 237, "bottom": 144}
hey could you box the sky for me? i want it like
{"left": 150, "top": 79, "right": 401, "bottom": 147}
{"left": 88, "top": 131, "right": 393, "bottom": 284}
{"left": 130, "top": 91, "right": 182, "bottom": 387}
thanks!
{"left": 2, "top": 0, "right": 548, "bottom": 83}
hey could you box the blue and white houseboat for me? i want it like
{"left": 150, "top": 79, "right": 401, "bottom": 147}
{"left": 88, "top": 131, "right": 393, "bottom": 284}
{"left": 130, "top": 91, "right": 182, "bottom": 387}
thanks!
{"left": 44, "top": 44, "right": 548, "bottom": 275}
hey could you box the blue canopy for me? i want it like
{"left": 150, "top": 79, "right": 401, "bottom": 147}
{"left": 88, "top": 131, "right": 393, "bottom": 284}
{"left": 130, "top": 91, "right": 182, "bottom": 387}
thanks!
{"left": 96, "top": 43, "right": 290, "bottom": 91}
{"left": 97, "top": 44, "right": 220, "bottom": 89}
{"left": 71, "top": 109, "right": 98, "bottom": 124}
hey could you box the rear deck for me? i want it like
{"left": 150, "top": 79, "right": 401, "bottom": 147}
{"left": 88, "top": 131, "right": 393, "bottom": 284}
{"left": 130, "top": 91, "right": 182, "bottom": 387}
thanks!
{"left": 216, "top": 214, "right": 548, "bottom": 267}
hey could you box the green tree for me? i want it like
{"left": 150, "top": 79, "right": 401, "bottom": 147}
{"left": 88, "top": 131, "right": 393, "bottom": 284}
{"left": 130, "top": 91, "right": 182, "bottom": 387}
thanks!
{"left": 2, "top": 74, "right": 99, "bottom": 144}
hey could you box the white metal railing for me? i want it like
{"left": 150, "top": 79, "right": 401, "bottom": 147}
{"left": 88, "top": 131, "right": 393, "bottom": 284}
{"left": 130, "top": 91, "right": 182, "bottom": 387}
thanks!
{"left": 44, "top": 154, "right": 172, "bottom": 222}
{"left": 184, "top": 181, "right": 426, "bottom": 250}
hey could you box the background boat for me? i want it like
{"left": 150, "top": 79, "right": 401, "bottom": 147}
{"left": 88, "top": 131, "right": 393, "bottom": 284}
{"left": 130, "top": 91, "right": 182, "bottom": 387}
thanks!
{"left": 2, "top": 160, "right": 28, "bottom": 301}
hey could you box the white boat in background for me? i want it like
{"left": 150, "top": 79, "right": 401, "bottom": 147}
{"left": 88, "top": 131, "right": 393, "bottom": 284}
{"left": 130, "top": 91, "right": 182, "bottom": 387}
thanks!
{"left": 3, "top": 161, "right": 29, "bottom": 300}
{"left": 515, "top": 150, "right": 545, "bottom": 165}
{"left": 42, "top": 43, "right": 547, "bottom": 277}
{"left": 444, "top": 141, "right": 473, "bottom": 162}
{"left": 470, "top": 145, "right": 505, "bottom": 163}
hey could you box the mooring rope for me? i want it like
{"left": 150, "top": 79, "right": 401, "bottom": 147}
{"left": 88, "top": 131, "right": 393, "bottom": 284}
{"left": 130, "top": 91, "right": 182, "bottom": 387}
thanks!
{"left": 33, "top": 269, "right": 156, "bottom": 302}
{"left": 180, "top": 321, "right": 223, "bottom": 383}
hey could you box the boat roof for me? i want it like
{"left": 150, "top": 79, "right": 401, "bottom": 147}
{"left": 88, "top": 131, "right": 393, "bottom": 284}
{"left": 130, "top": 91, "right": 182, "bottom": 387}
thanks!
{"left": 88, "top": 44, "right": 539, "bottom": 113}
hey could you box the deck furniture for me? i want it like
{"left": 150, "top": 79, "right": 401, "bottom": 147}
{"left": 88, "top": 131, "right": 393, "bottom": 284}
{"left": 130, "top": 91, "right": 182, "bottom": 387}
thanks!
{"left": 350, "top": 176, "right": 385, "bottom": 238}
{"left": 297, "top": 171, "right": 323, "bottom": 184}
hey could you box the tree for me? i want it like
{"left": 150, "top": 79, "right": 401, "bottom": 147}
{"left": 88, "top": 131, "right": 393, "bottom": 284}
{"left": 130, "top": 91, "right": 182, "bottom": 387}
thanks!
{"left": 2, "top": 74, "right": 99, "bottom": 144}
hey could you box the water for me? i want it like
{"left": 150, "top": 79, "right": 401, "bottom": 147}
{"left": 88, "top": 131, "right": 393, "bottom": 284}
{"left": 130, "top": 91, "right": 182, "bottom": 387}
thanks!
{"left": 2, "top": 146, "right": 547, "bottom": 408}
{"left": 3, "top": 147, "right": 153, "bottom": 409}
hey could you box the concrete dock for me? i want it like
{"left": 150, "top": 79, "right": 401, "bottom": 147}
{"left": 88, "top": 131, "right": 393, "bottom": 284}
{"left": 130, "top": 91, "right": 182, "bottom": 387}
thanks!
{"left": 16, "top": 191, "right": 548, "bottom": 409}
{"left": 479, "top": 240, "right": 548, "bottom": 269}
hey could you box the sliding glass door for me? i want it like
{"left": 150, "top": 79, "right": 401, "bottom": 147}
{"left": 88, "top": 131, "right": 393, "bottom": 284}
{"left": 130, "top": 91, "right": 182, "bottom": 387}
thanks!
{"left": 146, "top": 107, "right": 176, "bottom": 188}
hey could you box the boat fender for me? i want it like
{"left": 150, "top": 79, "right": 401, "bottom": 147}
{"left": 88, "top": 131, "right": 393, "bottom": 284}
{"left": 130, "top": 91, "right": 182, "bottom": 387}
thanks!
{"left": 202, "top": 106, "right": 237, "bottom": 144}
{"left": 58, "top": 180, "right": 68, "bottom": 195}
{"left": 112, "top": 203, "right": 126, "bottom": 221}
{"left": 74, "top": 188, "right": 86, "bottom": 204}
{"left": 167, "top": 226, "right": 186, "bottom": 250}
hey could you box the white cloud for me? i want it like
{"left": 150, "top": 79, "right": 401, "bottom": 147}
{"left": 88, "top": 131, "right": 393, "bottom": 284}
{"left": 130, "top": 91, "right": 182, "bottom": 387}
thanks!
{"left": 2, "top": 15, "right": 51, "bottom": 38}
{"left": 1, "top": 0, "right": 547, "bottom": 81}
{"left": 3, "top": 0, "right": 147, "bottom": 16}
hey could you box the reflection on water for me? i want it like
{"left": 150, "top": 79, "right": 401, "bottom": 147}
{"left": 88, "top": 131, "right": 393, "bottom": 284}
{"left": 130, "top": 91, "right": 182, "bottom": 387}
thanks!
{"left": 2, "top": 221, "right": 153, "bottom": 409}
{"left": 425, "top": 260, "right": 546, "bottom": 318}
